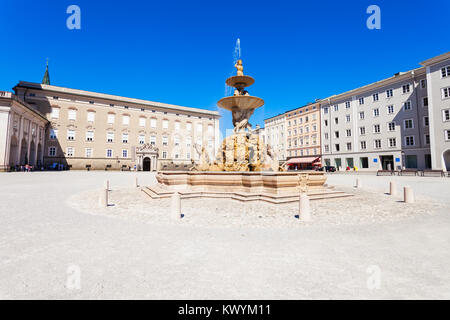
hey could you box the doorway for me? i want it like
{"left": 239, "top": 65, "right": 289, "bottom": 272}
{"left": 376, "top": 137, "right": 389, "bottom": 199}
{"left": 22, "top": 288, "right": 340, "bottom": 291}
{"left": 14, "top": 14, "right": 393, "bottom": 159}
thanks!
{"left": 380, "top": 155, "right": 394, "bottom": 170}
{"left": 405, "top": 155, "right": 418, "bottom": 169}
{"left": 335, "top": 158, "right": 342, "bottom": 170}
{"left": 143, "top": 157, "right": 151, "bottom": 171}
{"left": 425, "top": 154, "right": 432, "bottom": 169}
{"left": 360, "top": 157, "right": 369, "bottom": 169}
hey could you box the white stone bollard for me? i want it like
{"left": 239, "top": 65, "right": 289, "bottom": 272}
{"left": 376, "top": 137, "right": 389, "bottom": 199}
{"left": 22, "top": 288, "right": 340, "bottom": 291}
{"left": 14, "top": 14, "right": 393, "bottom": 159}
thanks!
{"left": 134, "top": 176, "right": 139, "bottom": 188}
{"left": 299, "top": 193, "right": 311, "bottom": 221}
{"left": 171, "top": 192, "right": 181, "bottom": 219}
{"left": 389, "top": 181, "right": 397, "bottom": 196}
{"left": 99, "top": 188, "right": 108, "bottom": 207}
{"left": 105, "top": 180, "right": 110, "bottom": 191}
{"left": 355, "top": 178, "right": 361, "bottom": 188}
{"left": 403, "top": 186, "right": 414, "bottom": 203}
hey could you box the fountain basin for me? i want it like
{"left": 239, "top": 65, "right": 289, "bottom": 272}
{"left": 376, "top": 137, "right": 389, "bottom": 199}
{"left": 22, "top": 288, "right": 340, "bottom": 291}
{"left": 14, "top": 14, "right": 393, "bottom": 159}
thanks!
{"left": 155, "top": 171, "right": 326, "bottom": 194}
{"left": 142, "top": 171, "right": 352, "bottom": 203}
{"left": 217, "top": 96, "right": 264, "bottom": 111}
{"left": 226, "top": 75, "right": 255, "bottom": 88}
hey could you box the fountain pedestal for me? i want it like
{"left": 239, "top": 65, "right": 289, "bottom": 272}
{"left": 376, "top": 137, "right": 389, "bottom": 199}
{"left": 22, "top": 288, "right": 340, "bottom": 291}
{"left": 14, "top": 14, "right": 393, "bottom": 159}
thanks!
{"left": 143, "top": 170, "right": 350, "bottom": 204}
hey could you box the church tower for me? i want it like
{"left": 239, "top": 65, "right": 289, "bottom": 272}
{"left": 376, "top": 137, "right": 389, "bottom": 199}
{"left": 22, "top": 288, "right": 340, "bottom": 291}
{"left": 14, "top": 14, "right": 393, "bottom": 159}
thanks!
{"left": 42, "top": 59, "right": 50, "bottom": 85}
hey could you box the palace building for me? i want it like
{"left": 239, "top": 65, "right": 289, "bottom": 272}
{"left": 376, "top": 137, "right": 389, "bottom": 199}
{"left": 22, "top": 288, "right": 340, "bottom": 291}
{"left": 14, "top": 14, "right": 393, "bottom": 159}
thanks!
{"left": 1, "top": 66, "right": 220, "bottom": 171}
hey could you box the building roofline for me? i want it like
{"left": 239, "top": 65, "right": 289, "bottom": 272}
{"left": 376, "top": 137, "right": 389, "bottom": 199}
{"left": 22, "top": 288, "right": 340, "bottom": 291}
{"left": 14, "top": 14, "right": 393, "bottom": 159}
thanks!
{"left": 321, "top": 66, "right": 426, "bottom": 104}
{"left": 13, "top": 81, "right": 220, "bottom": 117}
{"left": 284, "top": 100, "right": 322, "bottom": 114}
{"left": 0, "top": 91, "right": 49, "bottom": 123}
{"left": 420, "top": 52, "right": 450, "bottom": 67}
{"left": 264, "top": 112, "right": 286, "bottom": 122}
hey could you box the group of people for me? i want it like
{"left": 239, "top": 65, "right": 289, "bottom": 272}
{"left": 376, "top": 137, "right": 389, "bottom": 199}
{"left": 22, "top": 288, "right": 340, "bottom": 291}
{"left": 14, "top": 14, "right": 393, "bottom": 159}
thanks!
{"left": 12, "top": 164, "right": 34, "bottom": 172}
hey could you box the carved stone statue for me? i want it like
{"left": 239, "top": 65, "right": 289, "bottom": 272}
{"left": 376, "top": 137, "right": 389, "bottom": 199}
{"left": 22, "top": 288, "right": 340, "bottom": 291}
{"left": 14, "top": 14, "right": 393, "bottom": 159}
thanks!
{"left": 234, "top": 88, "right": 249, "bottom": 96}
{"left": 232, "top": 108, "right": 254, "bottom": 133}
{"left": 193, "top": 143, "right": 211, "bottom": 171}
{"left": 266, "top": 144, "right": 280, "bottom": 172}
{"left": 235, "top": 59, "right": 244, "bottom": 76}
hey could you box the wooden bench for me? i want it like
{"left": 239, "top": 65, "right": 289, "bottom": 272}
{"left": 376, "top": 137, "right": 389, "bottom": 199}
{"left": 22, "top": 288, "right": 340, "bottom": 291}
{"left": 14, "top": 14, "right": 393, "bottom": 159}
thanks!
{"left": 377, "top": 170, "right": 395, "bottom": 176}
{"left": 399, "top": 169, "right": 419, "bottom": 176}
{"left": 422, "top": 169, "right": 445, "bottom": 177}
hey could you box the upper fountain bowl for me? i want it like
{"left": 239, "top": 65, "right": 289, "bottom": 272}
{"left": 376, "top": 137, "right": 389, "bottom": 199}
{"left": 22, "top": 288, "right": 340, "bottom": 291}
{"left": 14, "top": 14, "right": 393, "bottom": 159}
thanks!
{"left": 226, "top": 75, "right": 255, "bottom": 88}
{"left": 217, "top": 95, "right": 264, "bottom": 111}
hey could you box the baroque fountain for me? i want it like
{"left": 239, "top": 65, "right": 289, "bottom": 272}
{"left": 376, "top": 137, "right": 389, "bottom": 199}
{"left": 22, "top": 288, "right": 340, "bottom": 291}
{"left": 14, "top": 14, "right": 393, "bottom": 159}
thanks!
{"left": 143, "top": 60, "right": 349, "bottom": 203}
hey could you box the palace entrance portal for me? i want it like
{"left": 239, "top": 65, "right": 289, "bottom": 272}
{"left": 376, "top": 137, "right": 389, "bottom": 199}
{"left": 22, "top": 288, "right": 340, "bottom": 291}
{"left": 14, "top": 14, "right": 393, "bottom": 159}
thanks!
{"left": 135, "top": 144, "right": 159, "bottom": 171}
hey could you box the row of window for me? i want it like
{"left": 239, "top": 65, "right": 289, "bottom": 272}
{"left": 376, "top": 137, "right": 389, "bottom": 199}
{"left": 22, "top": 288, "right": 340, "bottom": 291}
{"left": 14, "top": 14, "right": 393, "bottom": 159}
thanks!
{"left": 50, "top": 108, "right": 214, "bottom": 132}
{"left": 49, "top": 147, "right": 194, "bottom": 160}
{"left": 288, "top": 124, "right": 317, "bottom": 136}
{"left": 324, "top": 118, "right": 427, "bottom": 140}
{"left": 286, "top": 106, "right": 317, "bottom": 118}
{"left": 324, "top": 107, "right": 447, "bottom": 133}
{"left": 324, "top": 136, "right": 418, "bottom": 152}
{"left": 266, "top": 125, "right": 284, "bottom": 133}
{"left": 323, "top": 84, "right": 424, "bottom": 115}
{"left": 49, "top": 129, "right": 214, "bottom": 146}
{"left": 287, "top": 114, "right": 316, "bottom": 127}
{"left": 287, "top": 148, "right": 319, "bottom": 157}
{"left": 267, "top": 134, "right": 284, "bottom": 142}
{"left": 324, "top": 85, "right": 447, "bottom": 107}
{"left": 324, "top": 99, "right": 426, "bottom": 119}
{"left": 44, "top": 95, "right": 214, "bottom": 119}
{"left": 287, "top": 137, "right": 318, "bottom": 147}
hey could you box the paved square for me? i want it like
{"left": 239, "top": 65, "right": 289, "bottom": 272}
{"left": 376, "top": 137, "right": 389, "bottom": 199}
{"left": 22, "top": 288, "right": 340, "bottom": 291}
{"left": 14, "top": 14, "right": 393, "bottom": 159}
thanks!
{"left": 1, "top": 171, "right": 449, "bottom": 299}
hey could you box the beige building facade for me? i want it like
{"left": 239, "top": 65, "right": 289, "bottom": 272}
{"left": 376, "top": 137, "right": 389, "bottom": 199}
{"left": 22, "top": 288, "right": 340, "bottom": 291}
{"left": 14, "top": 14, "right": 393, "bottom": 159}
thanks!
{"left": 9, "top": 81, "right": 220, "bottom": 171}
{"left": 286, "top": 102, "right": 321, "bottom": 160}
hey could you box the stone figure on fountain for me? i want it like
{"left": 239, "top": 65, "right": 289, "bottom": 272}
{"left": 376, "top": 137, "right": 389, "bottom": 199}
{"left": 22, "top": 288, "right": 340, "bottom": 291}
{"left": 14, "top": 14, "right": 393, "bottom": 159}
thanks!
{"left": 235, "top": 59, "right": 244, "bottom": 76}
{"left": 190, "top": 58, "right": 283, "bottom": 172}
{"left": 192, "top": 143, "right": 211, "bottom": 171}
{"left": 232, "top": 108, "right": 254, "bottom": 133}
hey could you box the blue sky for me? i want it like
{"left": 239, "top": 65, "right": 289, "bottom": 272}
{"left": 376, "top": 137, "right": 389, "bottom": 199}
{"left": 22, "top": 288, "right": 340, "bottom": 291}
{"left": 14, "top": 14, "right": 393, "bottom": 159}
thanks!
{"left": 0, "top": 0, "right": 448, "bottom": 134}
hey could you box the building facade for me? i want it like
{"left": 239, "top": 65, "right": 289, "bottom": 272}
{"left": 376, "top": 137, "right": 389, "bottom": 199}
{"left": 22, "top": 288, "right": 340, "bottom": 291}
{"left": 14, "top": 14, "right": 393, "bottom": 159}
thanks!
{"left": 262, "top": 52, "right": 450, "bottom": 172}
{"left": 286, "top": 101, "right": 321, "bottom": 160}
{"left": 0, "top": 91, "right": 48, "bottom": 171}
{"left": 8, "top": 80, "right": 220, "bottom": 171}
{"left": 251, "top": 125, "right": 265, "bottom": 145}
{"left": 264, "top": 113, "right": 286, "bottom": 160}
{"left": 420, "top": 53, "right": 450, "bottom": 171}
{"left": 320, "top": 67, "right": 430, "bottom": 171}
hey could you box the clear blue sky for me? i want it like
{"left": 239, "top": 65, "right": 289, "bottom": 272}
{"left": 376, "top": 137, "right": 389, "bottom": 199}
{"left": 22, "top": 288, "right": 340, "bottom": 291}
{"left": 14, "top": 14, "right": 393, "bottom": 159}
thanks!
{"left": 0, "top": 0, "right": 448, "bottom": 134}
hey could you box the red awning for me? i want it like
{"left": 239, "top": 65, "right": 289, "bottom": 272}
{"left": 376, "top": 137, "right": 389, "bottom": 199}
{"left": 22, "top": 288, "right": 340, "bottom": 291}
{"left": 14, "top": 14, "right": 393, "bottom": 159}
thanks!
{"left": 286, "top": 157, "right": 320, "bottom": 164}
